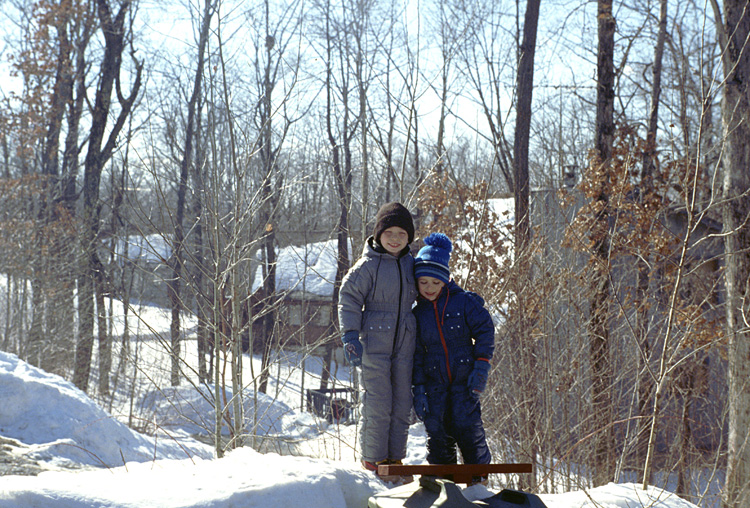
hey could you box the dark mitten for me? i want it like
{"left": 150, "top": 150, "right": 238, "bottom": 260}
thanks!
{"left": 342, "top": 331, "right": 363, "bottom": 367}
{"left": 412, "top": 385, "right": 429, "bottom": 421}
{"left": 468, "top": 360, "right": 490, "bottom": 395}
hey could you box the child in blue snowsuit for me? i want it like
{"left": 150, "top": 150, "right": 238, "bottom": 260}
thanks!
{"left": 411, "top": 233, "right": 495, "bottom": 468}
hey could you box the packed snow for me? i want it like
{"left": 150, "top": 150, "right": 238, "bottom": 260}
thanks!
{"left": 0, "top": 289, "right": 704, "bottom": 507}
{"left": 0, "top": 353, "right": 702, "bottom": 507}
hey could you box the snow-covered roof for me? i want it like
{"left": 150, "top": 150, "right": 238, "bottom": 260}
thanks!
{"left": 252, "top": 239, "right": 352, "bottom": 299}
{"left": 112, "top": 235, "right": 350, "bottom": 299}
{"left": 114, "top": 234, "right": 171, "bottom": 264}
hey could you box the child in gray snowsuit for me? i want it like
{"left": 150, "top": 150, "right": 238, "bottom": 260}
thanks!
{"left": 338, "top": 202, "right": 418, "bottom": 476}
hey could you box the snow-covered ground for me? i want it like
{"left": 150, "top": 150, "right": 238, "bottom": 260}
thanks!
{"left": 0, "top": 299, "right": 706, "bottom": 507}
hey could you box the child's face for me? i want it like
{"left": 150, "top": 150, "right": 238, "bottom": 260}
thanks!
{"left": 380, "top": 226, "right": 409, "bottom": 255}
{"left": 418, "top": 276, "right": 445, "bottom": 301}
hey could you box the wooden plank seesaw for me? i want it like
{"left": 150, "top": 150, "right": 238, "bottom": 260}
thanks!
{"left": 376, "top": 463, "right": 533, "bottom": 484}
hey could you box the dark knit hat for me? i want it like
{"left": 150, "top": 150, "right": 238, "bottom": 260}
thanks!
{"left": 373, "top": 202, "right": 415, "bottom": 244}
{"left": 414, "top": 233, "right": 452, "bottom": 284}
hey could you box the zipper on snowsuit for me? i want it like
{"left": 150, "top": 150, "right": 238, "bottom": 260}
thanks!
{"left": 393, "top": 259, "right": 403, "bottom": 351}
{"left": 431, "top": 289, "right": 452, "bottom": 383}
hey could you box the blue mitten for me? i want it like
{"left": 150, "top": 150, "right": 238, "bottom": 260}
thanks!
{"left": 467, "top": 360, "right": 490, "bottom": 395}
{"left": 412, "top": 385, "right": 429, "bottom": 421}
{"left": 342, "top": 331, "right": 363, "bottom": 367}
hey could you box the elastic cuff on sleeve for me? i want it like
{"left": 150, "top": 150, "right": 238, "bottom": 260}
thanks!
{"left": 474, "top": 359, "right": 491, "bottom": 370}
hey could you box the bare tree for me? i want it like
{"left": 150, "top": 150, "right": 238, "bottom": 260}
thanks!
{"left": 512, "top": 0, "right": 540, "bottom": 489}
{"left": 454, "top": 0, "right": 515, "bottom": 193}
{"left": 252, "top": 0, "right": 301, "bottom": 395}
{"left": 0, "top": 0, "right": 96, "bottom": 379}
{"left": 588, "top": 0, "right": 616, "bottom": 486}
{"left": 166, "top": 0, "right": 215, "bottom": 388}
{"left": 29, "top": 0, "right": 75, "bottom": 372}
{"left": 630, "top": 0, "right": 668, "bottom": 481}
{"left": 713, "top": 0, "right": 750, "bottom": 504}
{"left": 366, "top": 1, "right": 409, "bottom": 205}
{"left": 353, "top": 0, "right": 372, "bottom": 243}
{"left": 316, "top": 0, "right": 357, "bottom": 391}
{"left": 74, "top": 0, "right": 142, "bottom": 393}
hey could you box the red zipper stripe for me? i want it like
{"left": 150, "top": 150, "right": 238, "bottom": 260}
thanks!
{"left": 432, "top": 299, "right": 452, "bottom": 383}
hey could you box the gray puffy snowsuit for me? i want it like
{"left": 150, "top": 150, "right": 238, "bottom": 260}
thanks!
{"left": 338, "top": 237, "right": 418, "bottom": 463}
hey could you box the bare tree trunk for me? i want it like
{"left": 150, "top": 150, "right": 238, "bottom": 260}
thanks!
{"left": 74, "top": 0, "right": 142, "bottom": 392}
{"left": 166, "top": 234, "right": 184, "bottom": 387}
{"left": 513, "top": 0, "right": 540, "bottom": 489}
{"left": 58, "top": 10, "right": 92, "bottom": 377}
{"left": 355, "top": 0, "right": 369, "bottom": 244}
{"left": 117, "top": 230, "right": 133, "bottom": 377}
{"left": 716, "top": 0, "right": 750, "bottom": 505}
{"left": 27, "top": 277, "right": 44, "bottom": 367}
{"left": 167, "top": 0, "right": 213, "bottom": 387}
{"left": 435, "top": 1, "right": 450, "bottom": 178}
{"left": 635, "top": 0, "right": 667, "bottom": 474}
{"left": 676, "top": 368, "right": 694, "bottom": 500}
{"left": 641, "top": 0, "right": 667, "bottom": 185}
{"left": 321, "top": 0, "right": 353, "bottom": 392}
{"left": 590, "top": 0, "right": 616, "bottom": 487}
{"left": 257, "top": 1, "right": 279, "bottom": 395}
{"left": 194, "top": 121, "right": 209, "bottom": 384}
{"left": 95, "top": 265, "right": 110, "bottom": 396}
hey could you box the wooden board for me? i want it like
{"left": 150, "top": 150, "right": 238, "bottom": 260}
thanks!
{"left": 377, "top": 463, "right": 532, "bottom": 484}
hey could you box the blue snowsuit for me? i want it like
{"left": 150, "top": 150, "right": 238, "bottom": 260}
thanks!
{"left": 412, "top": 280, "right": 495, "bottom": 465}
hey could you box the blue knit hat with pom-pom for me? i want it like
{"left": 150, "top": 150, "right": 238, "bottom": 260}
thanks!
{"left": 414, "top": 233, "right": 452, "bottom": 284}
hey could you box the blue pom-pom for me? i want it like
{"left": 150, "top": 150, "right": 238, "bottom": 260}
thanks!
{"left": 423, "top": 233, "right": 453, "bottom": 253}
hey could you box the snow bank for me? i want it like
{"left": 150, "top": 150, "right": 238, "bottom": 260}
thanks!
{"left": 0, "top": 447, "right": 384, "bottom": 508}
{"left": 0, "top": 351, "right": 213, "bottom": 468}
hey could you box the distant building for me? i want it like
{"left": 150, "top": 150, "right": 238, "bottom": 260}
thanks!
{"left": 113, "top": 234, "right": 173, "bottom": 306}
{"left": 251, "top": 239, "right": 352, "bottom": 351}
{"left": 529, "top": 186, "right": 725, "bottom": 458}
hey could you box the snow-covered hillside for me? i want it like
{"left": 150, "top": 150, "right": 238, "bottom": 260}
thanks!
{"left": 0, "top": 346, "right": 703, "bottom": 508}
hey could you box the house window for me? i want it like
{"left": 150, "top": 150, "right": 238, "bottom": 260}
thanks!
{"left": 288, "top": 304, "right": 302, "bottom": 326}
{"left": 314, "top": 305, "right": 330, "bottom": 326}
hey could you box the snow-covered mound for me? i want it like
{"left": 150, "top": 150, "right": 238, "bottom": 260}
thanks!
{"left": 0, "top": 352, "right": 704, "bottom": 508}
{"left": 0, "top": 446, "right": 384, "bottom": 508}
{"left": 142, "top": 384, "right": 325, "bottom": 441}
{"left": 0, "top": 351, "right": 213, "bottom": 468}
{"left": 539, "top": 482, "right": 701, "bottom": 508}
